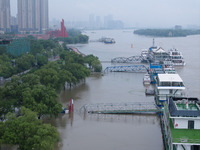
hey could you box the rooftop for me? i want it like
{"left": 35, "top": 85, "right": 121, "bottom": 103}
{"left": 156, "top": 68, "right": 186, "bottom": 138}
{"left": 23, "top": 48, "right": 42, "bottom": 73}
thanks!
{"left": 169, "top": 97, "right": 200, "bottom": 117}
{"left": 158, "top": 74, "right": 183, "bottom": 82}
{"left": 153, "top": 47, "right": 167, "bottom": 53}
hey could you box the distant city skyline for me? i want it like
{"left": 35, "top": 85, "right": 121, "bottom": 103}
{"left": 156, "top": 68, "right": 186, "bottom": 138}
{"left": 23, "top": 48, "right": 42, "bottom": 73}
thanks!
{"left": 10, "top": 0, "right": 200, "bottom": 28}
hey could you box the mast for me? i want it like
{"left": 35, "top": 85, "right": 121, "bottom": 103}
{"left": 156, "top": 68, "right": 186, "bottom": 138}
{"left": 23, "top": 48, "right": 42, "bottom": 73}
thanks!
{"left": 153, "top": 38, "right": 155, "bottom": 47}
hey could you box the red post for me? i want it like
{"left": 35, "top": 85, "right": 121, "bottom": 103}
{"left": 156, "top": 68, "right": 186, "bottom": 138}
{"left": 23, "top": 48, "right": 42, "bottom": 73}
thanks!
{"left": 68, "top": 99, "right": 74, "bottom": 113}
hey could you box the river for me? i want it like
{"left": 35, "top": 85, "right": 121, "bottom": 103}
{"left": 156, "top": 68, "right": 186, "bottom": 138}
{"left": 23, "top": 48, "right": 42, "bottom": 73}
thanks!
{"left": 53, "top": 30, "right": 200, "bottom": 150}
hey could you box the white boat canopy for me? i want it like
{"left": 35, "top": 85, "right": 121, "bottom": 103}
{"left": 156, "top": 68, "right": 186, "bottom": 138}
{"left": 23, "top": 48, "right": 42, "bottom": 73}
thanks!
{"left": 158, "top": 74, "right": 183, "bottom": 82}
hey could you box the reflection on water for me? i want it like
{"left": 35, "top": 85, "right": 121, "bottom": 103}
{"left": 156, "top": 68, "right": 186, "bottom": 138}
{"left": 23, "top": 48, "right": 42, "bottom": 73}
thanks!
{"left": 81, "top": 113, "right": 160, "bottom": 126}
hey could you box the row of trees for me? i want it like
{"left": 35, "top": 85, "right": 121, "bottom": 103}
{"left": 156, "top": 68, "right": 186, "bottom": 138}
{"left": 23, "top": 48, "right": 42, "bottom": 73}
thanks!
{"left": 56, "top": 34, "right": 89, "bottom": 44}
{"left": 0, "top": 41, "right": 101, "bottom": 119}
{"left": 0, "top": 32, "right": 102, "bottom": 149}
{"left": 0, "top": 29, "right": 90, "bottom": 78}
{"left": 0, "top": 41, "right": 93, "bottom": 79}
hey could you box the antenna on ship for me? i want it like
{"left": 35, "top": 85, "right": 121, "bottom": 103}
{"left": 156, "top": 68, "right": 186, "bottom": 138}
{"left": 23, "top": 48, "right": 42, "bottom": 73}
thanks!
{"left": 153, "top": 38, "right": 155, "bottom": 47}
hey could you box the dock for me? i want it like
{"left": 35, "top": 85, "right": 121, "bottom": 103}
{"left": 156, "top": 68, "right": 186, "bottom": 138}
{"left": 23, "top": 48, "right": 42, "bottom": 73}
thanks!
{"left": 80, "top": 102, "right": 162, "bottom": 114}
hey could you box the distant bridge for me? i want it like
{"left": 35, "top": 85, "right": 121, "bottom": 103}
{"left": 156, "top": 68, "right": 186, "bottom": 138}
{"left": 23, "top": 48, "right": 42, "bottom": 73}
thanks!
{"left": 80, "top": 102, "right": 162, "bottom": 114}
{"left": 111, "top": 56, "right": 144, "bottom": 63}
{"left": 104, "top": 65, "right": 148, "bottom": 73}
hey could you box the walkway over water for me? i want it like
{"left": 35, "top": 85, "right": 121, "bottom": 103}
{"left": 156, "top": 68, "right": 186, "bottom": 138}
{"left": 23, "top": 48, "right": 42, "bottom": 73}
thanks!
{"left": 80, "top": 102, "right": 162, "bottom": 114}
{"left": 104, "top": 65, "right": 148, "bottom": 73}
{"left": 111, "top": 56, "right": 143, "bottom": 63}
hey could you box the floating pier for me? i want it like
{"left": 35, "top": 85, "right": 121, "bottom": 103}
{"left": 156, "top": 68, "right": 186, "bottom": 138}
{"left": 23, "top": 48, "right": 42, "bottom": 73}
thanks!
{"left": 80, "top": 102, "right": 162, "bottom": 114}
{"left": 104, "top": 65, "right": 148, "bottom": 73}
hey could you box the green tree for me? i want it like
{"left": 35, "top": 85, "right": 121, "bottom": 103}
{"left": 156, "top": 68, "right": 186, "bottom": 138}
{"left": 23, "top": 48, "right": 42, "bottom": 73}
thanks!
{"left": 0, "top": 46, "right": 7, "bottom": 55}
{"left": 0, "top": 107, "right": 59, "bottom": 150}
{"left": 3, "top": 76, "right": 23, "bottom": 107}
{"left": 28, "top": 85, "right": 62, "bottom": 118}
{"left": 37, "top": 55, "right": 48, "bottom": 67}
{"left": 58, "top": 69, "right": 76, "bottom": 88}
{"left": 92, "top": 59, "right": 102, "bottom": 72}
{"left": 0, "top": 86, "right": 14, "bottom": 120}
{"left": 64, "top": 63, "right": 90, "bottom": 82}
{"left": 35, "top": 68, "right": 59, "bottom": 89}
{"left": 15, "top": 54, "right": 35, "bottom": 73}
{"left": 30, "top": 40, "right": 43, "bottom": 56}
{"left": 21, "top": 74, "right": 40, "bottom": 89}
{"left": 0, "top": 54, "right": 15, "bottom": 78}
{"left": 84, "top": 55, "right": 102, "bottom": 72}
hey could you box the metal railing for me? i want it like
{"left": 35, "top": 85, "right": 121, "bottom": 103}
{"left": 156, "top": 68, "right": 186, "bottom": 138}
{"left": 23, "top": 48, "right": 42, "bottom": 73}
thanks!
{"left": 80, "top": 102, "right": 161, "bottom": 114}
{"left": 104, "top": 65, "right": 148, "bottom": 73}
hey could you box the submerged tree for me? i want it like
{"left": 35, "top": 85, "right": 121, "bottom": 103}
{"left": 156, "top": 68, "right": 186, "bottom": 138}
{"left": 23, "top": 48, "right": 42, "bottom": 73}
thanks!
{"left": 0, "top": 107, "right": 59, "bottom": 150}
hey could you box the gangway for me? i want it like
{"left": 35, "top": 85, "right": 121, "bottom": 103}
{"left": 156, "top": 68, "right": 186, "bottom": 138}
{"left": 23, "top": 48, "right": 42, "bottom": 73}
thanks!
{"left": 111, "top": 56, "right": 143, "bottom": 63}
{"left": 104, "top": 65, "right": 148, "bottom": 73}
{"left": 80, "top": 102, "right": 162, "bottom": 114}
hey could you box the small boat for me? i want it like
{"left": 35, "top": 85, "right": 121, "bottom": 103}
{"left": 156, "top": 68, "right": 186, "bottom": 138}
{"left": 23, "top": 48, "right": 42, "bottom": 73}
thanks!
{"left": 104, "top": 38, "right": 115, "bottom": 44}
{"left": 143, "top": 73, "right": 151, "bottom": 85}
{"left": 98, "top": 37, "right": 115, "bottom": 44}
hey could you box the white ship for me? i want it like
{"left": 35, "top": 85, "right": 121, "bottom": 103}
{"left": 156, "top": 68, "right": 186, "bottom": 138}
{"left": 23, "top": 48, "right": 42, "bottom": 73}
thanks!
{"left": 168, "top": 48, "right": 186, "bottom": 66}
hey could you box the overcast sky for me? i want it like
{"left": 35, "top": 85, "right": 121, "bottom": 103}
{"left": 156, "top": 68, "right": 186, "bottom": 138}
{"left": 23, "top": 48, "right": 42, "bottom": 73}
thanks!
{"left": 11, "top": 0, "right": 200, "bottom": 28}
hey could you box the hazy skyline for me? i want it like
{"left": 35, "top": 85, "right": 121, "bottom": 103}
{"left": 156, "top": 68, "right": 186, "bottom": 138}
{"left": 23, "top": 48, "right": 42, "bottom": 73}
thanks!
{"left": 11, "top": 0, "right": 200, "bottom": 28}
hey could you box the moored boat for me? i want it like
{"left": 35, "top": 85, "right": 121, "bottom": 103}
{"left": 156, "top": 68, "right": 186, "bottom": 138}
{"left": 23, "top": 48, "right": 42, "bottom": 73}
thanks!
{"left": 168, "top": 48, "right": 186, "bottom": 66}
{"left": 104, "top": 38, "right": 115, "bottom": 44}
{"left": 143, "top": 73, "right": 151, "bottom": 85}
{"left": 141, "top": 49, "right": 149, "bottom": 63}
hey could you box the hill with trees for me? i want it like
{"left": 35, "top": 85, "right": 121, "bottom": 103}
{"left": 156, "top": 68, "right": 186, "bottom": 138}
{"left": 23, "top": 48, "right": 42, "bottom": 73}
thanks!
{"left": 134, "top": 29, "right": 200, "bottom": 37}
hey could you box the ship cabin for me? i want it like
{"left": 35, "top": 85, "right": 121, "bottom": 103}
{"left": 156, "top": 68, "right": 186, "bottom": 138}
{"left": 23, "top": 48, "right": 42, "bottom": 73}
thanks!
{"left": 164, "top": 97, "right": 200, "bottom": 150}
{"left": 155, "top": 74, "right": 185, "bottom": 107}
{"left": 148, "top": 47, "right": 171, "bottom": 63}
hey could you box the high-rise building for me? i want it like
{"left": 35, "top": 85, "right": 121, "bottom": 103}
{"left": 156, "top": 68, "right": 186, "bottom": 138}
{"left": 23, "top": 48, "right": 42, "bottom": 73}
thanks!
{"left": 0, "top": 0, "right": 11, "bottom": 33}
{"left": 18, "top": 0, "right": 48, "bottom": 33}
{"left": 40, "top": 0, "right": 49, "bottom": 33}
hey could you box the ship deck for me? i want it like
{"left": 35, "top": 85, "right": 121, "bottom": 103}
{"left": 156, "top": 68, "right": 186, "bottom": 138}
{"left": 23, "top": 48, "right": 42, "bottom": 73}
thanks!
{"left": 170, "top": 119, "right": 200, "bottom": 144}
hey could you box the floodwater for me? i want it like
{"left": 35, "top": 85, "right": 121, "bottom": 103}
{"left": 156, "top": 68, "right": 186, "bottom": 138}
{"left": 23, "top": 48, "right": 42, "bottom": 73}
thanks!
{"left": 53, "top": 30, "right": 200, "bottom": 150}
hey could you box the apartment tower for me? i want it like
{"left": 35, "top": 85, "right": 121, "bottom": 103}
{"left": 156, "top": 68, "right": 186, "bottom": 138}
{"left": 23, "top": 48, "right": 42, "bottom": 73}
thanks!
{"left": 18, "top": 0, "right": 48, "bottom": 33}
{"left": 0, "top": 0, "right": 11, "bottom": 32}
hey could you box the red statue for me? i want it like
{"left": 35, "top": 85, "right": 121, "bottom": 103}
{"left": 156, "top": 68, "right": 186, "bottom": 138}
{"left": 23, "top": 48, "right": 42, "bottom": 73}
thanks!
{"left": 57, "top": 19, "right": 68, "bottom": 38}
{"left": 47, "top": 19, "right": 68, "bottom": 38}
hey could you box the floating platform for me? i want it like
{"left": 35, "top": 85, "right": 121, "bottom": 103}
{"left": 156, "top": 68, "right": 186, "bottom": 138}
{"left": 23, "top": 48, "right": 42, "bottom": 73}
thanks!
{"left": 145, "top": 89, "right": 155, "bottom": 96}
{"left": 81, "top": 102, "right": 162, "bottom": 115}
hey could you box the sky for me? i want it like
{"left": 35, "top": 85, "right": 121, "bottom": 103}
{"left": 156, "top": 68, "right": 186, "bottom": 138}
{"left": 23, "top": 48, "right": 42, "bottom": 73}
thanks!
{"left": 10, "top": 0, "right": 200, "bottom": 28}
